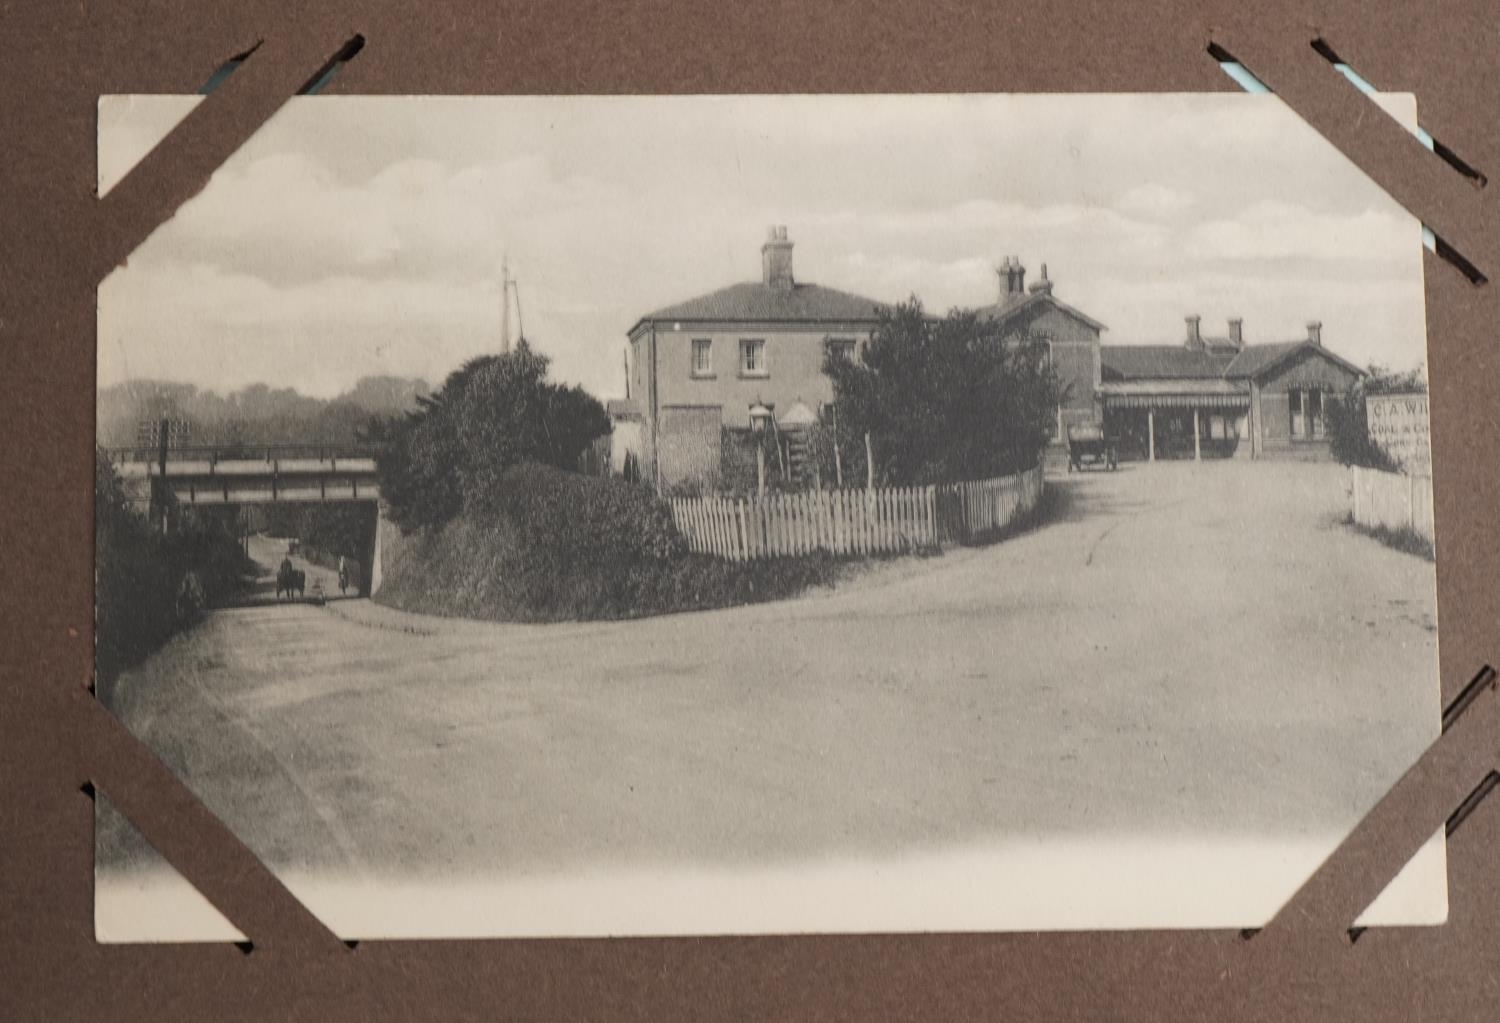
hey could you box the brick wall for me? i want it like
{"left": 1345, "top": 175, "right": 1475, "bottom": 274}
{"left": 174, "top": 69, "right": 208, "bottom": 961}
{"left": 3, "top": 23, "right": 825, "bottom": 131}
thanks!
{"left": 648, "top": 324, "right": 873, "bottom": 429}
{"left": 1015, "top": 304, "right": 1102, "bottom": 447}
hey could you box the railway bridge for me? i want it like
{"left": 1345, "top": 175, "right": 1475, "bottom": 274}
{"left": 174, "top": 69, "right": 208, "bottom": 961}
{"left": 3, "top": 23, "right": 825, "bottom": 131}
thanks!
{"left": 105, "top": 443, "right": 382, "bottom": 507}
{"left": 104, "top": 443, "right": 390, "bottom": 594}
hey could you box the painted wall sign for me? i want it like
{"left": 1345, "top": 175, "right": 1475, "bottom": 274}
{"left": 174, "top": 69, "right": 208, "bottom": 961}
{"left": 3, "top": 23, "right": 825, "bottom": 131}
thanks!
{"left": 1366, "top": 390, "right": 1432, "bottom": 474}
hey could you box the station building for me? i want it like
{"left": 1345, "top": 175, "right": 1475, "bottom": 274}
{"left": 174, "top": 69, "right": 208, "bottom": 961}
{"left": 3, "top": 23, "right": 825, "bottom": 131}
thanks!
{"left": 613, "top": 231, "right": 1365, "bottom": 488}
{"left": 1098, "top": 314, "right": 1366, "bottom": 462}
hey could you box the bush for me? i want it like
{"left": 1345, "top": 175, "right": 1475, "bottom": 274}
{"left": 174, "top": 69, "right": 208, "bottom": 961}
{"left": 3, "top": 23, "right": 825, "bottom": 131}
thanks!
{"left": 1327, "top": 364, "right": 1426, "bottom": 471}
{"left": 376, "top": 463, "right": 837, "bottom": 622}
{"left": 474, "top": 462, "right": 682, "bottom": 565}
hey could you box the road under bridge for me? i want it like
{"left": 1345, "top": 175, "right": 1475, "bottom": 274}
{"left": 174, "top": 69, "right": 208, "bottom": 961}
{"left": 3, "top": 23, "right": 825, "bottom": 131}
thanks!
{"left": 103, "top": 444, "right": 390, "bottom": 595}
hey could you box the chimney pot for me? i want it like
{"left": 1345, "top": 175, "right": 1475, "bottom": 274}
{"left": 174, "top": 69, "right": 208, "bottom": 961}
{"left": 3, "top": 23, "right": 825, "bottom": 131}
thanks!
{"left": 1028, "top": 262, "right": 1053, "bottom": 295}
{"left": 1185, "top": 314, "right": 1202, "bottom": 348}
{"left": 1307, "top": 321, "right": 1322, "bottom": 345}
{"left": 1228, "top": 318, "right": 1243, "bottom": 346}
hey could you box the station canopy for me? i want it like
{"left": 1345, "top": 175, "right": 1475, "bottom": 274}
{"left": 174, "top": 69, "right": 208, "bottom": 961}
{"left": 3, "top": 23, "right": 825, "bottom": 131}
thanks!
{"left": 1098, "top": 380, "right": 1251, "bottom": 410}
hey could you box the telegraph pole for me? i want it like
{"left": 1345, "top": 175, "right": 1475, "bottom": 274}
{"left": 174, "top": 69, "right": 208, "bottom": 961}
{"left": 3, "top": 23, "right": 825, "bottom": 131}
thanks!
{"left": 499, "top": 255, "right": 512, "bottom": 354}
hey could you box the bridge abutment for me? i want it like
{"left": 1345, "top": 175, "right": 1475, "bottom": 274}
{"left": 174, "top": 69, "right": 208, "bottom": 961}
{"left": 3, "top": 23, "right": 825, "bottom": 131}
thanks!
{"left": 368, "top": 502, "right": 390, "bottom": 597}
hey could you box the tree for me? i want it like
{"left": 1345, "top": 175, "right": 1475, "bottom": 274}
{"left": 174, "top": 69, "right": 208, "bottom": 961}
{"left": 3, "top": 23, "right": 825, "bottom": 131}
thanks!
{"left": 375, "top": 342, "right": 612, "bottom": 531}
{"left": 820, "top": 298, "right": 1060, "bottom": 486}
{"left": 1327, "top": 363, "right": 1426, "bottom": 470}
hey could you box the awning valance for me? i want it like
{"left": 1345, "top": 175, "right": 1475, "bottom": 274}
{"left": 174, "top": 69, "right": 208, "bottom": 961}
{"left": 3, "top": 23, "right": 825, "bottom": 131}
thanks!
{"left": 1102, "top": 393, "right": 1250, "bottom": 410}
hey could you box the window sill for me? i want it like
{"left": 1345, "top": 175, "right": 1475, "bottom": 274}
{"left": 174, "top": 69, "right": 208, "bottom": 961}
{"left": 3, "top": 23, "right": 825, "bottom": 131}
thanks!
{"left": 690, "top": 373, "right": 717, "bottom": 380}
{"left": 738, "top": 371, "right": 770, "bottom": 380}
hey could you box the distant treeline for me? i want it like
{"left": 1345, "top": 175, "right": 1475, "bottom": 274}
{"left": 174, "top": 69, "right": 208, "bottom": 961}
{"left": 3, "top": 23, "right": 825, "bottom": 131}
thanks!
{"left": 97, "top": 375, "right": 431, "bottom": 448}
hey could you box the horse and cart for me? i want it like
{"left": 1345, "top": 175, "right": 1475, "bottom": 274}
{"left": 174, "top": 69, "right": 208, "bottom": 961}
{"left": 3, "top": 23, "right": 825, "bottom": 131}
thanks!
{"left": 275, "top": 558, "right": 306, "bottom": 600}
{"left": 1066, "top": 423, "right": 1118, "bottom": 472}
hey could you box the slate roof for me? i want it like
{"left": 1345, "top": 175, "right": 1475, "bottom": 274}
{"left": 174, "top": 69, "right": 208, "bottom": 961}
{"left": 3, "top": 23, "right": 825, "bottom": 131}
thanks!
{"left": 1102, "top": 340, "right": 1367, "bottom": 384}
{"left": 972, "top": 291, "right": 1108, "bottom": 332}
{"left": 1100, "top": 345, "right": 1237, "bottom": 380}
{"left": 631, "top": 281, "right": 890, "bottom": 333}
{"left": 1223, "top": 342, "right": 1339, "bottom": 378}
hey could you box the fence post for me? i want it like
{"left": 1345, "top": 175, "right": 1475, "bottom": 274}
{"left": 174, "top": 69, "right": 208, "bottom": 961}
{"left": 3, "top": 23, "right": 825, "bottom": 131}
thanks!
{"left": 838, "top": 489, "right": 849, "bottom": 555}
{"left": 773, "top": 494, "right": 782, "bottom": 557}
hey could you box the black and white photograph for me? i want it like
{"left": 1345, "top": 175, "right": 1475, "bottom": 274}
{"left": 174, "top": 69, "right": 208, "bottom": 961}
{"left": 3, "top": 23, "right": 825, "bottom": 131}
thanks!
{"left": 95, "top": 92, "right": 1441, "bottom": 940}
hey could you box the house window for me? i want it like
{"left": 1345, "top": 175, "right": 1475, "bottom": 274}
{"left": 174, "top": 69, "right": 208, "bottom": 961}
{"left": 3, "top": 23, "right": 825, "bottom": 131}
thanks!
{"left": 826, "top": 338, "right": 857, "bottom": 363}
{"left": 691, "top": 339, "right": 713, "bottom": 377}
{"left": 1289, "top": 388, "right": 1325, "bottom": 440}
{"left": 740, "top": 339, "right": 767, "bottom": 377}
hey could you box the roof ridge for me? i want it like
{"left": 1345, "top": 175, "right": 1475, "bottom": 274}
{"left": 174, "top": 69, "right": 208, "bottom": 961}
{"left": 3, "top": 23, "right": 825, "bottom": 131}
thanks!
{"left": 632, "top": 278, "right": 890, "bottom": 332}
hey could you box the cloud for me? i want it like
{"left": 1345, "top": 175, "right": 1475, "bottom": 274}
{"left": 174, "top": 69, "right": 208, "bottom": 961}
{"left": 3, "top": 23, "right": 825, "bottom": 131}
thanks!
{"left": 1183, "top": 200, "right": 1418, "bottom": 263}
{"left": 1115, "top": 184, "right": 1196, "bottom": 220}
{"left": 100, "top": 260, "right": 497, "bottom": 398}
{"left": 99, "top": 93, "right": 1430, "bottom": 400}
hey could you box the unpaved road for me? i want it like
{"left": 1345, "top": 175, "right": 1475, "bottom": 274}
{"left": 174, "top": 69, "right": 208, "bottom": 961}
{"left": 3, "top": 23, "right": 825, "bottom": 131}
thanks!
{"left": 100, "top": 462, "right": 1439, "bottom": 882}
{"left": 233, "top": 533, "right": 349, "bottom": 605}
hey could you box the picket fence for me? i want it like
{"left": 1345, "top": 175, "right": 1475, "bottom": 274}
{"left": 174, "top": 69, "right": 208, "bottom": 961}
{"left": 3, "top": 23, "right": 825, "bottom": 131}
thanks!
{"left": 1349, "top": 465, "right": 1435, "bottom": 544}
{"left": 669, "top": 465, "right": 1044, "bottom": 561}
{"left": 944, "top": 466, "right": 1046, "bottom": 541}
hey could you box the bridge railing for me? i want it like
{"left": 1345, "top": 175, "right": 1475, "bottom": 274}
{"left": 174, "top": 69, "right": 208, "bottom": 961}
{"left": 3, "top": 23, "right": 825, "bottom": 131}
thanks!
{"left": 103, "top": 443, "right": 385, "bottom": 469}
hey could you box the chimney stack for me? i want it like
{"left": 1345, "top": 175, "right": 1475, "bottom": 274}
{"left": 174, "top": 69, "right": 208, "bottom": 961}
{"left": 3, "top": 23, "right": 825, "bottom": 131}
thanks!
{"left": 998, "top": 256, "right": 1027, "bottom": 301}
{"left": 762, "top": 225, "right": 794, "bottom": 290}
{"left": 1028, "top": 262, "right": 1053, "bottom": 295}
{"left": 1228, "top": 318, "right": 1243, "bottom": 347}
{"left": 1306, "top": 320, "right": 1322, "bottom": 345}
{"left": 1185, "top": 314, "right": 1202, "bottom": 349}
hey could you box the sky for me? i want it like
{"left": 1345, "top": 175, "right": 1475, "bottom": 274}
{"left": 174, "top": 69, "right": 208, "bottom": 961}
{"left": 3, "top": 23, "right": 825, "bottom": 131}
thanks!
{"left": 98, "top": 93, "right": 1429, "bottom": 401}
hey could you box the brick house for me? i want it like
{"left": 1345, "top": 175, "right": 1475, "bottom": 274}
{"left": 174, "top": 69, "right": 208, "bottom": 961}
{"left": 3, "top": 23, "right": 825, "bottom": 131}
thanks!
{"left": 617, "top": 226, "right": 889, "bottom": 489}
